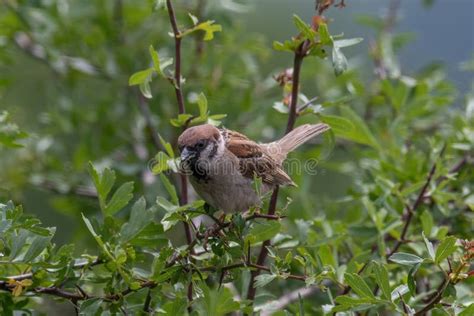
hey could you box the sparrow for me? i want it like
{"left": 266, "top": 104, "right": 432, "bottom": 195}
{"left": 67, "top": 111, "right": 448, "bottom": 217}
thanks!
{"left": 177, "top": 123, "right": 330, "bottom": 212}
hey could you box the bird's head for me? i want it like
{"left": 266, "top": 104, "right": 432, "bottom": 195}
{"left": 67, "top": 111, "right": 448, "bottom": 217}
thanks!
{"left": 177, "top": 124, "right": 224, "bottom": 166}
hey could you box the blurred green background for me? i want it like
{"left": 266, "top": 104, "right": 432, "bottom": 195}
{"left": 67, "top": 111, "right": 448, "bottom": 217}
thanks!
{"left": 0, "top": 0, "right": 472, "bottom": 253}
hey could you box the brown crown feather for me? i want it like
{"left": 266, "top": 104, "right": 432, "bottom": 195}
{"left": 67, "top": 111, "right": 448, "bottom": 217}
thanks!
{"left": 178, "top": 124, "right": 221, "bottom": 148}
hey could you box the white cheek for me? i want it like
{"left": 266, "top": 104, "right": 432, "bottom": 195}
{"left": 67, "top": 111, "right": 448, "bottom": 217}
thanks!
{"left": 216, "top": 136, "right": 225, "bottom": 156}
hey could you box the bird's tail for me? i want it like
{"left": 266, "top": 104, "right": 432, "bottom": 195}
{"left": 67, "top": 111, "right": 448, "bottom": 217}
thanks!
{"left": 267, "top": 123, "right": 330, "bottom": 163}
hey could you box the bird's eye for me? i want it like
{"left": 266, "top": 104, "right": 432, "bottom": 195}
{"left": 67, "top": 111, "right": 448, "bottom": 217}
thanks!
{"left": 196, "top": 140, "right": 206, "bottom": 149}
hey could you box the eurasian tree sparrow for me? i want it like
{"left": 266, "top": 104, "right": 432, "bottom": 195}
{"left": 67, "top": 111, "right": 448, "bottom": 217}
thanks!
{"left": 177, "top": 123, "right": 330, "bottom": 212}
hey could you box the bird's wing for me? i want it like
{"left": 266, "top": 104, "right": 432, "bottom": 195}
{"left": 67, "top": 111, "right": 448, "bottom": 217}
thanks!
{"left": 223, "top": 128, "right": 295, "bottom": 186}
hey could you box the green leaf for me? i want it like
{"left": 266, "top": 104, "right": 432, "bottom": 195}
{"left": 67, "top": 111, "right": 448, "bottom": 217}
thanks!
{"left": 105, "top": 182, "right": 134, "bottom": 216}
{"left": 79, "top": 298, "right": 103, "bottom": 315}
{"left": 149, "top": 45, "right": 163, "bottom": 76}
{"left": 88, "top": 163, "right": 115, "bottom": 212}
{"left": 120, "top": 197, "right": 152, "bottom": 243}
{"left": 196, "top": 92, "right": 208, "bottom": 117}
{"left": 151, "top": 151, "right": 171, "bottom": 174}
{"left": 139, "top": 80, "right": 152, "bottom": 99}
{"left": 181, "top": 20, "right": 222, "bottom": 41}
{"left": 435, "top": 236, "right": 457, "bottom": 264}
{"left": 320, "top": 114, "right": 354, "bottom": 136}
{"left": 159, "top": 296, "right": 187, "bottom": 315}
{"left": 298, "top": 293, "right": 305, "bottom": 316}
{"left": 408, "top": 262, "right": 421, "bottom": 297}
{"left": 344, "top": 273, "right": 375, "bottom": 299}
{"left": 318, "top": 244, "right": 336, "bottom": 268}
{"left": 422, "top": 231, "right": 435, "bottom": 261}
{"left": 273, "top": 40, "right": 293, "bottom": 52}
{"left": 158, "top": 134, "right": 174, "bottom": 158}
{"left": 128, "top": 68, "right": 153, "bottom": 86}
{"left": 293, "top": 15, "right": 315, "bottom": 40}
{"left": 334, "top": 38, "right": 363, "bottom": 48}
{"left": 273, "top": 102, "right": 289, "bottom": 114}
{"left": 390, "top": 285, "right": 409, "bottom": 301}
{"left": 23, "top": 233, "right": 53, "bottom": 262}
{"left": 254, "top": 274, "right": 277, "bottom": 288}
{"left": 389, "top": 252, "right": 423, "bottom": 266}
{"left": 188, "top": 13, "right": 199, "bottom": 25}
{"left": 160, "top": 174, "right": 179, "bottom": 205}
{"left": 459, "top": 303, "right": 474, "bottom": 316}
{"left": 332, "top": 46, "right": 348, "bottom": 76}
{"left": 318, "top": 23, "right": 332, "bottom": 45}
{"left": 82, "top": 213, "right": 107, "bottom": 253}
{"left": 339, "top": 106, "right": 381, "bottom": 150}
{"left": 170, "top": 113, "right": 193, "bottom": 127}
{"left": 197, "top": 284, "right": 240, "bottom": 316}
{"left": 372, "top": 261, "right": 391, "bottom": 301}
{"left": 88, "top": 163, "right": 114, "bottom": 202}
{"left": 245, "top": 220, "right": 281, "bottom": 245}
{"left": 420, "top": 209, "right": 434, "bottom": 236}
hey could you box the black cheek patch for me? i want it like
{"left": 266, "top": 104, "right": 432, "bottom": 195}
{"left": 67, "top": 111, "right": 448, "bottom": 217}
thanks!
{"left": 208, "top": 142, "right": 218, "bottom": 159}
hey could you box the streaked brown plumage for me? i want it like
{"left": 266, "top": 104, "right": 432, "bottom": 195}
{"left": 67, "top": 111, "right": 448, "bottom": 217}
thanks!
{"left": 177, "top": 123, "right": 330, "bottom": 212}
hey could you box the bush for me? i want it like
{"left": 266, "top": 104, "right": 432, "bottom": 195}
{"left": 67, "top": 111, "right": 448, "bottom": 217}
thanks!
{"left": 0, "top": 0, "right": 472, "bottom": 315}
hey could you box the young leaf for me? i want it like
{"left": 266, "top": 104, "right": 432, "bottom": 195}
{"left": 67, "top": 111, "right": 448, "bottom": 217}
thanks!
{"left": 151, "top": 151, "right": 171, "bottom": 174}
{"left": 435, "top": 236, "right": 457, "bottom": 264}
{"left": 188, "top": 13, "right": 199, "bottom": 25}
{"left": 332, "top": 46, "right": 347, "bottom": 76}
{"left": 129, "top": 68, "right": 153, "bottom": 86}
{"left": 318, "top": 23, "right": 332, "bottom": 45}
{"left": 180, "top": 20, "right": 222, "bottom": 41}
{"left": 139, "top": 80, "right": 152, "bottom": 99}
{"left": 422, "top": 231, "right": 435, "bottom": 261}
{"left": 254, "top": 274, "right": 277, "bottom": 288}
{"left": 344, "top": 273, "right": 375, "bottom": 299}
{"left": 372, "top": 261, "right": 391, "bottom": 301}
{"left": 158, "top": 134, "right": 175, "bottom": 158}
{"left": 149, "top": 45, "right": 163, "bottom": 76}
{"left": 293, "top": 14, "right": 315, "bottom": 40}
{"left": 105, "top": 182, "right": 134, "bottom": 216}
{"left": 196, "top": 92, "right": 208, "bottom": 117}
{"left": 389, "top": 252, "right": 423, "bottom": 266}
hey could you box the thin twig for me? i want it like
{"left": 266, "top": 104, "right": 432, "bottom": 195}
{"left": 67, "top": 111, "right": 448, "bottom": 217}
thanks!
{"left": 165, "top": 0, "right": 193, "bottom": 309}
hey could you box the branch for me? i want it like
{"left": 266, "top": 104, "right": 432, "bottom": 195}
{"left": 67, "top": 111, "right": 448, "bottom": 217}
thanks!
{"left": 201, "top": 261, "right": 306, "bottom": 282}
{"left": 387, "top": 145, "right": 446, "bottom": 257}
{"left": 247, "top": 39, "right": 309, "bottom": 302}
{"left": 165, "top": 0, "right": 192, "bottom": 241}
{"left": 0, "top": 258, "right": 103, "bottom": 287}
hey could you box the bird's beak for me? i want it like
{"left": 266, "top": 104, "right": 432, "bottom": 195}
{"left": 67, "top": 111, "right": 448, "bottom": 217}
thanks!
{"left": 180, "top": 147, "right": 195, "bottom": 162}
